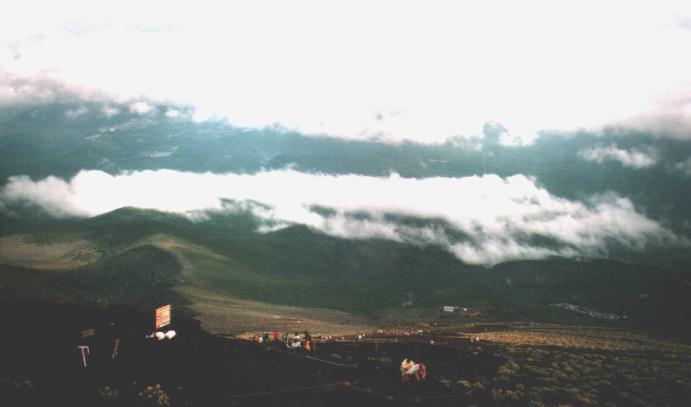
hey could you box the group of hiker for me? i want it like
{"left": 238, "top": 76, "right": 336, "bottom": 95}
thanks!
{"left": 252, "top": 330, "right": 428, "bottom": 384}
{"left": 254, "top": 330, "right": 317, "bottom": 351}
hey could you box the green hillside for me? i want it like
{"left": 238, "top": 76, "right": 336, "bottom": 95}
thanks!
{"left": 1, "top": 207, "right": 690, "bottom": 337}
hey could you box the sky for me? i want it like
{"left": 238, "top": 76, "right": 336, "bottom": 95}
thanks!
{"left": 2, "top": 0, "right": 691, "bottom": 143}
{"left": 1, "top": 1, "right": 690, "bottom": 266}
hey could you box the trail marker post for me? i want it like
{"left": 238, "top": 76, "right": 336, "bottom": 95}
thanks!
{"left": 78, "top": 345, "right": 90, "bottom": 367}
{"left": 112, "top": 338, "right": 120, "bottom": 359}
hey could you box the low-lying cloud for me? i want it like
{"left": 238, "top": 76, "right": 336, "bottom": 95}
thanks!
{"left": 1, "top": 169, "right": 686, "bottom": 265}
{"left": 578, "top": 145, "right": 658, "bottom": 168}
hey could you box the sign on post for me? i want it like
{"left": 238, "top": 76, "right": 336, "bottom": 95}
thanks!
{"left": 155, "top": 305, "right": 171, "bottom": 329}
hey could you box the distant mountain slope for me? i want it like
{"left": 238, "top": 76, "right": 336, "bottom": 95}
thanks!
{"left": 1, "top": 207, "right": 689, "bottom": 337}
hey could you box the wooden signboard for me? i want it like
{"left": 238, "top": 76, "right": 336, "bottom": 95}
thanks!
{"left": 155, "top": 305, "right": 171, "bottom": 329}
{"left": 81, "top": 328, "right": 95, "bottom": 338}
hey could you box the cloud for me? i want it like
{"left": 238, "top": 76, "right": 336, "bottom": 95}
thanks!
{"left": 679, "top": 15, "right": 691, "bottom": 30}
{"left": 129, "top": 101, "right": 152, "bottom": 115}
{"left": 1, "top": 169, "right": 686, "bottom": 265}
{"left": 0, "top": 75, "right": 76, "bottom": 106}
{"left": 674, "top": 157, "right": 691, "bottom": 176}
{"left": 2, "top": 0, "right": 691, "bottom": 144}
{"left": 165, "top": 108, "right": 180, "bottom": 119}
{"left": 0, "top": 175, "right": 87, "bottom": 218}
{"left": 577, "top": 145, "right": 658, "bottom": 168}
{"left": 65, "top": 105, "right": 87, "bottom": 118}
{"left": 0, "top": 74, "right": 112, "bottom": 107}
{"left": 623, "top": 92, "right": 691, "bottom": 140}
{"left": 100, "top": 105, "right": 119, "bottom": 117}
{"left": 145, "top": 147, "right": 178, "bottom": 158}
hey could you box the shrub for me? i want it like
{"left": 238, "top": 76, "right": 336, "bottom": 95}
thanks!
{"left": 138, "top": 384, "right": 171, "bottom": 407}
{"left": 98, "top": 385, "right": 120, "bottom": 400}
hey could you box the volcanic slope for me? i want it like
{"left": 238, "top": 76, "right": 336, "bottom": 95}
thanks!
{"left": 1, "top": 207, "right": 690, "bottom": 337}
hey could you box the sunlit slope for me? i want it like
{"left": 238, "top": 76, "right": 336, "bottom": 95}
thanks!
{"left": 0, "top": 244, "right": 180, "bottom": 307}
{"left": 1, "top": 207, "right": 689, "bottom": 335}
{"left": 0, "top": 234, "right": 98, "bottom": 269}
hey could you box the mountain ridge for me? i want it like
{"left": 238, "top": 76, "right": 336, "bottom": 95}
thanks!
{"left": 1, "top": 207, "right": 689, "bottom": 337}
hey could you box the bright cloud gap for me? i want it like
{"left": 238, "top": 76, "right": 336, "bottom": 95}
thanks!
{"left": 577, "top": 145, "right": 659, "bottom": 168}
{"left": 1, "top": 169, "right": 686, "bottom": 266}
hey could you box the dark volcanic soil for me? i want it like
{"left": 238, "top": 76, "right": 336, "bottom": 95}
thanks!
{"left": 1, "top": 299, "right": 690, "bottom": 407}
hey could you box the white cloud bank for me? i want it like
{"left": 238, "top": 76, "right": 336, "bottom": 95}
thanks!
{"left": 578, "top": 145, "right": 659, "bottom": 168}
{"left": 1, "top": 169, "right": 686, "bottom": 265}
{"left": 2, "top": 0, "right": 691, "bottom": 143}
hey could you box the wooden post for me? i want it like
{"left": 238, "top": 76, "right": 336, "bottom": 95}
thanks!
{"left": 78, "top": 345, "right": 90, "bottom": 367}
{"left": 112, "top": 338, "right": 120, "bottom": 359}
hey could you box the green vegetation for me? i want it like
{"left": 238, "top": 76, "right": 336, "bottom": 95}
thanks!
{"left": 1, "top": 207, "right": 690, "bottom": 338}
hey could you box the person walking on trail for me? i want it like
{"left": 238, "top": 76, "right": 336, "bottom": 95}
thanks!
{"left": 401, "top": 359, "right": 427, "bottom": 383}
{"left": 304, "top": 330, "right": 313, "bottom": 351}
